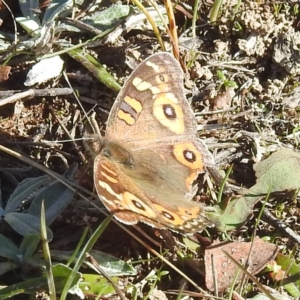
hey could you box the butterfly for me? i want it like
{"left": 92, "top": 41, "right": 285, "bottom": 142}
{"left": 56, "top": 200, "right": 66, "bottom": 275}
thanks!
{"left": 93, "top": 52, "right": 214, "bottom": 234}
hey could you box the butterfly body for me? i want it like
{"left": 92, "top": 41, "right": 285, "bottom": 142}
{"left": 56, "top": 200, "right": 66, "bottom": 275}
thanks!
{"left": 94, "top": 53, "right": 214, "bottom": 233}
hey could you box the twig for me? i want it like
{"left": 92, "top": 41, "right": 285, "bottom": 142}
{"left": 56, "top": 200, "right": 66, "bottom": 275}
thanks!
{"left": 48, "top": 105, "right": 86, "bottom": 163}
{"left": 262, "top": 208, "right": 300, "bottom": 244}
{"left": 85, "top": 253, "right": 127, "bottom": 300}
{"left": 0, "top": 88, "right": 73, "bottom": 107}
{"left": 163, "top": 0, "right": 179, "bottom": 61}
{"left": 62, "top": 17, "right": 103, "bottom": 35}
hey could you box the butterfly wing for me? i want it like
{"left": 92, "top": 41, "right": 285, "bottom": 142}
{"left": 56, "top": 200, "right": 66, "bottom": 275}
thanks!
{"left": 105, "top": 52, "right": 197, "bottom": 144}
{"left": 94, "top": 53, "right": 214, "bottom": 233}
{"left": 94, "top": 151, "right": 212, "bottom": 233}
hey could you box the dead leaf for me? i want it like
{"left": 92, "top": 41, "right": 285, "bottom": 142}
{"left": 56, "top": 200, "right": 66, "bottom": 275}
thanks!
{"left": 0, "top": 65, "right": 11, "bottom": 82}
{"left": 205, "top": 237, "right": 279, "bottom": 292}
{"left": 212, "top": 89, "right": 235, "bottom": 110}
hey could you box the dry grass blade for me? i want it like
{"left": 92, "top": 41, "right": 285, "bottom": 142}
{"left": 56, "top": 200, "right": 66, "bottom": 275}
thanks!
{"left": 163, "top": 0, "right": 179, "bottom": 60}
{"left": 130, "top": 0, "right": 165, "bottom": 51}
{"left": 86, "top": 253, "right": 127, "bottom": 300}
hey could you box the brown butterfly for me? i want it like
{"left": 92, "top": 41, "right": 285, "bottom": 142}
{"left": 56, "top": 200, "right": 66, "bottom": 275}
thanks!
{"left": 93, "top": 52, "right": 214, "bottom": 234}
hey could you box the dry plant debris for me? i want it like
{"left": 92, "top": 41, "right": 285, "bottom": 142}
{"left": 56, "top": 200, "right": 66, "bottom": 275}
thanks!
{"left": 205, "top": 237, "right": 279, "bottom": 292}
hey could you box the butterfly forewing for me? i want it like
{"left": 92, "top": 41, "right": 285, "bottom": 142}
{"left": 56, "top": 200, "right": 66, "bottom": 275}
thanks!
{"left": 105, "top": 53, "right": 198, "bottom": 144}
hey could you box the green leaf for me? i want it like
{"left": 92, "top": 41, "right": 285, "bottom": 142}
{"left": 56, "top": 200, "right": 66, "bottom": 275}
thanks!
{"left": 60, "top": 216, "right": 112, "bottom": 300}
{"left": 0, "top": 234, "right": 19, "bottom": 261}
{"left": 40, "top": 201, "right": 56, "bottom": 300}
{"left": 209, "top": 148, "right": 300, "bottom": 231}
{"left": 42, "top": 0, "right": 73, "bottom": 25}
{"left": 68, "top": 48, "right": 121, "bottom": 92}
{"left": 18, "top": 0, "right": 41, "bottom": 27}
{"left": 15, "top": 17, "right": 41, "bottom": 35}
{"left": 275, "top": 253, "right": 300, "bottom": 297}
{"left": 5, "top": 175, "right": 53, "bottom": 213}
{"left": 0, "top": 207, "right": 4, "bottom": 216}
{"left": 246, "top": 148, "right": 300, "bottom": 195}
{"left": 50, "top": 248, "right": 136, "bottom": 277}
{"left": 0, "top": 277, "right": 47, "bottom": 299}
{"left": 208, "top": 196, "right": 253, "bottom": 231}
{"left": 85, "top": 250, "right": 137, "bottom": 276}
{"left": 19, "top": 234, "right": 40, "bottom": 259}
{"left": 0, "top": 261, "right": 19, "bottom": 276}
{"left": 79, "top": 274, "right": 117, "bottom": 297}
{"left": 0, "top": 265, "right": 81, "bottom": 299}
{"left": 4, "top": 212, "right": 53, "bottom": 239}
{"left": 217, "top": 69, "right": 226, "bottom": 81}
{"left": 28, "top": 180, "right": 75, "bottom": 225}
{"left": 82, "top": 4, "right": 131, "bottom": 30}
{"left": 51, "top": 264, "right": 81, "bottom": 294}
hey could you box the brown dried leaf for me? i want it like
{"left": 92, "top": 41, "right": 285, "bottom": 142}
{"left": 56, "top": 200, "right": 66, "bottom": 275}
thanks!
{"left": 212, "top": 89, "right": 234, "bottom": 110}
{"left": 205, "top": 237, "right": 279, "bottom": 292}
{"left": 0, "top": 65, "right": 11, "bottom": 82}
